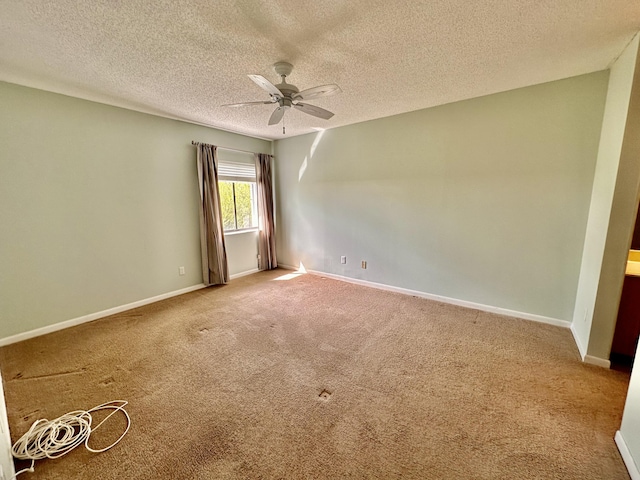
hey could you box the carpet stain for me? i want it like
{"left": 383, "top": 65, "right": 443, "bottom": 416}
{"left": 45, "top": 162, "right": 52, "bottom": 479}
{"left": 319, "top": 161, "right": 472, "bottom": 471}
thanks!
{"left": 319, "top": 389, "right": 332, "bottom": 401}
{"left": 21, "top": 409, "right": 40, "bottom": 422}
{"left": 99, "top": 376, "right": 115, "bottom": 386}
{"left": 359, "top": 421, "right": 381, "bottom": 445}
{"left": 10, "top": 368, "right": 86, "bottom": 382}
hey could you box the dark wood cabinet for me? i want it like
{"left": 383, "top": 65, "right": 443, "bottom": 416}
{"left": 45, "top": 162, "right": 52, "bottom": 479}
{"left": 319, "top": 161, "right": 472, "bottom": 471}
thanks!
{"left": 611, "top": 275, "right": 640, "bottom": 358}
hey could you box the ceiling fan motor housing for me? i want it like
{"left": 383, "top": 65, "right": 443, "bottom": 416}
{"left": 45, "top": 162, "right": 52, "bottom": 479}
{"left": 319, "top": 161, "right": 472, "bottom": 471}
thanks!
{"left": 278, "top": 97, "right": 294, "bottom": 109}
{"left": 276, "top": 84, "right": 298, "bottom": 109}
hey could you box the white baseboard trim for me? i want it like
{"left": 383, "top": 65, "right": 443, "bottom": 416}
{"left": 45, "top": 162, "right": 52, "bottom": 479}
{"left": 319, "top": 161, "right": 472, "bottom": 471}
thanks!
{"left": 569, "top": 323, "right": 611, "bottom": 368}
{"left": 230, "top": 268, "right": 260, "bottom": 280}
{"left": 0, "top": 283, "right": 206, "bottom": 347}
{"left": 584, "top": 355, "right": 611, "bottom": 369}
{"left": 616, "top": 431, "right": 640, "bottom": 480}
{"left": 302, "top": 268, "right": 571, "bottom": 329}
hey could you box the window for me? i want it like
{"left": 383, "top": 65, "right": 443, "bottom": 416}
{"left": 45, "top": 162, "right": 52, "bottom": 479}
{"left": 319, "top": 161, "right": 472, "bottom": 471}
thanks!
{"left": 218, "top": 160, "right": 258, "bottom": 232}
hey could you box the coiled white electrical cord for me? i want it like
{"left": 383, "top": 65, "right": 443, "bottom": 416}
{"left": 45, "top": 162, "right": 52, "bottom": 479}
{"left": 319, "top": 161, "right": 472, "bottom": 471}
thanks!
{"left": 11, "top": 400, "right": 130, "bottom": 478}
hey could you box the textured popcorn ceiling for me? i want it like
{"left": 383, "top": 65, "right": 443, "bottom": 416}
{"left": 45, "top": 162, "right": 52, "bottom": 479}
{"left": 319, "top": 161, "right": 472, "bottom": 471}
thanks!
{"left": 0, "top": 1, "right": 639, "bottom": 139}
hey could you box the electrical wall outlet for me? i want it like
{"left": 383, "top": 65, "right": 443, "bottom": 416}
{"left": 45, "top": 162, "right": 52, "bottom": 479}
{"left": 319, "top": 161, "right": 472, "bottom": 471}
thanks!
{"left": 340, "top": 256, "right": 346, "bottom": 264}
{"left": 179, "top": 266, "right": 185, "bottom": 276}
{"left": 361, "top": 261, "right": 367, "bottom": 269}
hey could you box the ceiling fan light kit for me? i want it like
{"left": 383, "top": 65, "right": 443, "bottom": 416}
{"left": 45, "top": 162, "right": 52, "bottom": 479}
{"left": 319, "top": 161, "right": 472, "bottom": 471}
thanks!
{"left": 223, "top": 62, "right": 341, "bottom": 134}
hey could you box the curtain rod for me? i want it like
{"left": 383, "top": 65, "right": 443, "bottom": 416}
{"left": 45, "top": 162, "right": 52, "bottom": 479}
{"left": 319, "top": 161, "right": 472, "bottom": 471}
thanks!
{"left": 191, "top": 141, "right": 262, "bottom": 156}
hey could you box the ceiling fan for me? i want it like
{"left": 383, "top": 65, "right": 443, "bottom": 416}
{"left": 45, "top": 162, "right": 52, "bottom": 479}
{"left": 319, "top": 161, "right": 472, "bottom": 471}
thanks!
{"left": 223, "top": 62, "right": 341, "bottom": 133}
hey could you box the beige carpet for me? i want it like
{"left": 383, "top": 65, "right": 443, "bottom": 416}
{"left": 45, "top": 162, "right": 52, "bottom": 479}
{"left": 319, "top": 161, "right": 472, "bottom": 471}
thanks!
{"left": 0, "top": 269, "right": 631, "bottom": 479}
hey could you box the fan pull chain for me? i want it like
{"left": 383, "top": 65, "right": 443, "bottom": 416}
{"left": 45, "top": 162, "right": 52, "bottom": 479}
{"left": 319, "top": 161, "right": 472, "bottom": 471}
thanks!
{"left": 283, "top": 115, "right": 286, "bottom": 135}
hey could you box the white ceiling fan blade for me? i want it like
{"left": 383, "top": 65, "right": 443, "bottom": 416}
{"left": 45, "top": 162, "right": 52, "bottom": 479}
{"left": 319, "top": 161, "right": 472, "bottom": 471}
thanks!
{"left": 268, "top": 107, "right": 285, "bottom": 125}
{"left": 222, "top": 100, "right": 275, "bottom": 107}
{"left": 293, "top": 84, "right": 341, "bottom": 101}
{"left": 293, "top": 103, "right": 334, "bottom": 120}
{"left": 248, "top": 74, "right": 283, "bottom": 96}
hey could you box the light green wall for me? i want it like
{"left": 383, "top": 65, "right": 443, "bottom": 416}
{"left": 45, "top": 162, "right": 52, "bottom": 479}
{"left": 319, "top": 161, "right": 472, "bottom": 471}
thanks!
{"left": 274, "top": 72, "right": 609, "bottom": 321}
{"left": 226, "top": 231, "right": 259, "bottom": 275}
{"left": 572, "top": 34, "right": 640, "bottom": 360}
{"left": 0, "top": 81, "right": 270, "bottom": 339}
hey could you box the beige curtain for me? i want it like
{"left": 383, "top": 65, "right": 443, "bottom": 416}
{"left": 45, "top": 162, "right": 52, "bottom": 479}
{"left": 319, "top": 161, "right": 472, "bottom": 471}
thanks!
{"left": 196, "top": 143, "right": 229, "bottom": 286}
{"left": 255, "top": 153, "right": 277, "bottom": 270}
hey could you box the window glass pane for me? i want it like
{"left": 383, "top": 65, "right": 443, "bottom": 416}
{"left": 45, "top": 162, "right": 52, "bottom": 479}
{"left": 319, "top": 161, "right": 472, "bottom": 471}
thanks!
{"left": 218, "top": 181, "right": 236, "bottom": 231}
{"left": 234, "top": 182, "right": 254, "bottom": 229}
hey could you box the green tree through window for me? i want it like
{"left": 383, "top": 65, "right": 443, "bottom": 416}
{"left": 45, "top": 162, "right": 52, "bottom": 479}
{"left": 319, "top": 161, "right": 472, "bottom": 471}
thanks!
{"left": 219, "top": 180, "right": 257, "bottom": 231}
